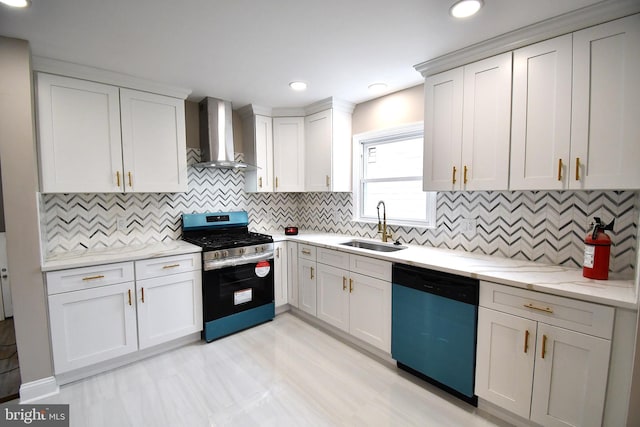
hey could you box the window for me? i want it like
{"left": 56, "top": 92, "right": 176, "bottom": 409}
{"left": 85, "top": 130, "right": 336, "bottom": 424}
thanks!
{"left": 353, "top": 123, "right": 436, "bottom": 227}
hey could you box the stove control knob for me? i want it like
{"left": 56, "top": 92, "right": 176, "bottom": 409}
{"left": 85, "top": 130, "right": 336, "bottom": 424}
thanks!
{"left": 214, "top": 252, "right": 220, "bottom": 259}
{"left": 239, "top": 248, "right": 245, "bottom": 255}
{"left": 222, "top": 250, "right": 229, "bottom": 257}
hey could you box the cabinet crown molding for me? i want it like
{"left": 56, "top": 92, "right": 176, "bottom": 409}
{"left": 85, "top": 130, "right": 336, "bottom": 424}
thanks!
{"left": 32, "top": 56, "right": 191, "bottom": 99}
{"left": 414, "top": 0, "right": 640, "bottom": 77}
{"left": 304, "top": 97, "right": 355, "bottom": 116}
{"left": 237, "top": 104, "right": 272, "bottom": 119}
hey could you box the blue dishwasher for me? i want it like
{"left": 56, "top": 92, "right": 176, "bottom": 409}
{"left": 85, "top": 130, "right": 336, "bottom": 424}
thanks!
{"left": 392, "top": 264, "right": 479, "bottom": 405}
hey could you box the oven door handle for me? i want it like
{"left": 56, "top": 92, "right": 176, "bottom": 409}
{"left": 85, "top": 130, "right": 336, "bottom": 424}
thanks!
{"left": 204, "top": 251, "right": 274, "bottom": 271}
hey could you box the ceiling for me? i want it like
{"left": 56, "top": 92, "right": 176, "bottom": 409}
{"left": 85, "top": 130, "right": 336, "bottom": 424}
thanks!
{"left": 0, "top": 0, "right": 606, "bottom": 109}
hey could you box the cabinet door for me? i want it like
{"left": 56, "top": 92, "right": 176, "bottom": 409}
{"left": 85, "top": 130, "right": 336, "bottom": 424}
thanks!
{"left": 316, "top": 263, "right": 349, "bottom": 332}
{"left": 136, "top": 271, "right": 203, "bottom": 349}
{"left": 305, "top": 110, "right": 333, "bottom": 192}
{"left": 530, "top": 323, "right": 611, "bottom": 427}
{"left": 48, "top": 282, "right": 137, "bottom": 374}
{"left": 255, "top": 115, "right": 274, "bottom": 192}
{"left": 273, "top": 242, "right": 288, "bottom": 307}
{"left": 298, "top": 258, "right": 317, "bottom": 316}
{"left": 510, "top": 35, "right": 572, "bottom": 190}
{"left": 475, "top": 307, "right": 536, "bottom": 419}
{"left": 287, "top": 242, "right": 298, "bottom": 307}
{"left": 461, "top": 52, "right": 512, "bottom": 191}
{"left": 273, "top": 117, "right": 305, "bottom": 192}
{"left": 120, "top": 89, "right": 187, "bottom": 193}
{"left": 348, "top": 272, "right": 391, "bottom": 352}
{"left": 36, "top": 73, "right": 123, "bottom": 193}
{"left": 571, "top": 14, "right": 640, "bottom": 189}
{"left": 423, "top": 67, "right": 464, "bottom": 191}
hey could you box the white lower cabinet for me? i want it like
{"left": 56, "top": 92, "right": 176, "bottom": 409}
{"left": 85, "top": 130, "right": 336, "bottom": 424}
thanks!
{"left": 314, "top": 247, "right": 391, "bottom": 353}
{"left": 476, "top": 282, "right": 614, "bottom": 427}
{"left": 47, "top": 253, "right": 202, "bottom": 374}
{"left": 273, "top": 241, "right": 288, "bottom": 308}
{"left": 298, "top": 244, "right": 317, "bottom": 316}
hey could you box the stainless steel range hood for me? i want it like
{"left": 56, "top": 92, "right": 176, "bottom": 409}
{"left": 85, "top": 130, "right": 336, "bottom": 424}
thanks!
{"left": 195, "top": 97, "right": 255, "bottom": 170}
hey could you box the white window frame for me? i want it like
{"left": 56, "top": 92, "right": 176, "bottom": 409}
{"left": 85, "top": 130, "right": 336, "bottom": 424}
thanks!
{"left": 352, "top": 122, "right": 436, "bottom": 228}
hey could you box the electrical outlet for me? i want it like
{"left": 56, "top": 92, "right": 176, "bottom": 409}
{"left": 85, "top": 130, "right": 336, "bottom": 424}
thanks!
{"left": 461, "top": 218, "right": 477, "bottom": 236}
{"left": 116, "top": 217, "right": 126, "bottom": 232}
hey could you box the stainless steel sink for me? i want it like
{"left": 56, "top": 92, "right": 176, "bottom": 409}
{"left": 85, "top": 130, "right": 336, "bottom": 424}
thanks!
{"left": 339, "top": 239, "right": 407, "bottom": 252}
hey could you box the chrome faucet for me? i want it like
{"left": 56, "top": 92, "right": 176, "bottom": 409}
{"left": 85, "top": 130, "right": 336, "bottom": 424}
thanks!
{"left": 376, "top": 200, "right": 392, "bottom": 243}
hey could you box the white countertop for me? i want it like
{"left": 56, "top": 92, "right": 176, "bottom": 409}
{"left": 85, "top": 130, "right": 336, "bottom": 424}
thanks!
{"left": 272, "top": 230, "right": 638, "bottom": 310}
{"left": 41, "top": 240, "right": 202, "bottom": 272}
{"left": 42, "top": 232, "right": 638, "bottom": 309}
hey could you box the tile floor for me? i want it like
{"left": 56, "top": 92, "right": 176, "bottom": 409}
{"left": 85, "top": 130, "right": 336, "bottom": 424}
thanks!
{"left": 30, "top": 313, "right": 508, "bottom": 427}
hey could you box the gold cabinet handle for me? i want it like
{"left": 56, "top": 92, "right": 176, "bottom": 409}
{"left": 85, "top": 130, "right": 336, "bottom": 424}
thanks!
{"left": 116, "top": 171, "right": 121, "bottom": 187}
{"left": 259, "top": 176, "right": 263, "bottom": 188}
{"left": 452, "top": 166, "right": 457, "bottom": 184}
{"left": 349, "top": 278, "right": 353, "bottom": 293}
{"left": 275, "top": 177, "right": 279, "bottom": 189}
{"left": 463, "top": 165, "right": 468, "bottom": 184}
{"left": 276, "top": 247, "right": 280, "bottom": 258}
{"left": 128, "top": 171, "right": 133, "bottom": 187}
{"left": 82, "top": 275, "right": 105, "bottom": 281}
{"left": 524, "top": 330, "right": 530, "bottom": 353}
{"left": 541, "top": 334, "right": 548, "bottom": 359}
{"left": 141, "top": 287, "right": 145, "bottom": 303}
{"left": 301, "top": 249, "right": 311, "bottom": 255}
{"left": 162, "top": 264, "right": 180, "bottom": 269}
{"left": 326, "top": 175, "right": 330, "bottom": 187}
{"left": 128, "top": 289, "right": 132, "bottom": 306}
{"left": 523, "top": 303, "right": 554, "bottom": 314}
{"left": 343, "top": 276, "right": 347, "bottom": 291}
{"left": 310, "top": 267, "right": 314, "bottom": 280}
{"left": 557, "top": 159, "right": 563, "bottom": 181}
{"left": 575, "top": 157, "right": 580, "bottom": 181}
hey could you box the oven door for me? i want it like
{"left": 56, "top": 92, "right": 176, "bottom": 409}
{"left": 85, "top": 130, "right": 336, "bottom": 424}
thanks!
{"left": 203, "top": 257, "right": 274, "bottom": 322}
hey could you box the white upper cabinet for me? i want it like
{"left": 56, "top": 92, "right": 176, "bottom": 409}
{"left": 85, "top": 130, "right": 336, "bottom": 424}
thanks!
{"left": 120, "top": 89, "right": 187, "bottom": 193}
{"left": 570, "top": 14, "right": 640, "bottom": 190}
{"left": 304, "top": 99, "right": 354, "bottom": 192}
{"left": 273, "top": 117, "right": 305, "bottom": 192}
{"left": 240, "top": 106, "right": 274, "bottom": 193}
{"left": 510, "top": 35, "right": 572, "bottom": 190}
{"left": 423, "top": 53, "right": 512, "bottom": 191}
{"left": 36, "top": 73, "right": 124, "bottom": 193}
{"left": 36, "top": 73, "right": 188, "bottom": 193}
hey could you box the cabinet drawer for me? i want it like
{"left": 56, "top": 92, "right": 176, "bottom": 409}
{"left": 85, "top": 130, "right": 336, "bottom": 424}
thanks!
{"left": 135, "top": 253, "right": 201, "bottom": 280}
{"left": 298, "top": 244, "right": 317, "bottom": 261}
{"left": 480, "top": 281, "right": 614, "bottom": 339}
{"left": 350, "top": 255, "right": 391, "bottom": 281}
{"left": 47, "top": 262, "right": 134, "bottom": 295}
{"left": 317, "top": 247, "right": 349, "bottom": 269}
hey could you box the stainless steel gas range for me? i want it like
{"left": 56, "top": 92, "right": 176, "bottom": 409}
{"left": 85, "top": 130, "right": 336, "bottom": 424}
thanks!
{"left": 181, "top": 211, "right": 274, "bottom": 342}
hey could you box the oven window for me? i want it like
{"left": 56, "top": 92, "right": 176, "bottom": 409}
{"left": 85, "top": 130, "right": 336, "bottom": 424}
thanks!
{"left": 203, "top": 260, "right": 274, "bottom": 321}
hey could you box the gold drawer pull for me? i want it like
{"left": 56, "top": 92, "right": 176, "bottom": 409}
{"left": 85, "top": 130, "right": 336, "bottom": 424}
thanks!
{"left": 128, "top": 171, "right": 133, "bottom": 187}
{"left": 116, "top": 171, "right": 121, "bottom": 187}
{"left": 301, "top": 249, "right": 311, "bottom": 255}
{"left": 162, "top": 264, "right": 180, "bottom": 269}
{"left": 541, "top": 334, "right": 548, "bottom": 359}
{"left": 575, "top": 157, "right": 580, "bottom": 181}
{"left": 310, "top": 267, "right": 314, "bottom": 280}
{"left": 463, "top": 165, "right": 468, "bottom": 184}
{"left": 128, "top": 289, "right": 132, "bottom": 306}
{"left": 524, "top": 330, "right": 530, "bottom": 353}
{"left": 141, "top": 287, "right": 145, "bottom": 303}
{"left": 343, "top": 276, "right": 347, "bottom": 291}
{"left": 275, "top": 177, "right": 279, "bottom": 188}
{"left": 349, "top": 278, "right": 353, "bottom": 293}
{"left": 82, "top": 275, "right": 105, "bottom": 281}
{"left": 452, "top": 166, "right": 457, "bottom": 184}
{"left": 523, "top": 303, "right": 554, "bottom": 314}
{"left": 557, "top": 159, "right": 563, "bottom": 181}
{"left": 259, "top": 176, "right": 263, "bottom": 188}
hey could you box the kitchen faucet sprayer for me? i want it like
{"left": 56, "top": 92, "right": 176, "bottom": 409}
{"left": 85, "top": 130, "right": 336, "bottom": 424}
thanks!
{"left": 376, "top": 200, "right": 392, "bottom": 243}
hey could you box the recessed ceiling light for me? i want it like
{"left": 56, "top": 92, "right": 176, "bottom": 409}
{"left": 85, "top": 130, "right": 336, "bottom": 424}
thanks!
{"left": 0, "top": 0, "right": 30, "bottom": 7}
{"left": 289, "top": 81, "right": 307, "bottom": 91}
{"left": 450, "top": 0, "right": 483, "bottom": 18}
{"left": 368, "top": 83, "right": 388, "bottom": 93}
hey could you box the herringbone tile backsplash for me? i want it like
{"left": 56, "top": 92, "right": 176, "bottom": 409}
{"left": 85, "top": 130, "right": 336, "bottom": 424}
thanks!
{"left": 41, "top": 149, "right": 639, "bottom": 278}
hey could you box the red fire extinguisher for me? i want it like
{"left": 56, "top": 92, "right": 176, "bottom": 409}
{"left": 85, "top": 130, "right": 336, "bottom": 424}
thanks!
{"left": 583, "top": 217, "right": 615, "bottom": 280}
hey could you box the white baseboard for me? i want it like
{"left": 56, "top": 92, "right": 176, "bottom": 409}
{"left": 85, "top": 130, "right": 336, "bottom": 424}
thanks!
{"left": 19, "top": 376, "right": 59, "bottom": 403}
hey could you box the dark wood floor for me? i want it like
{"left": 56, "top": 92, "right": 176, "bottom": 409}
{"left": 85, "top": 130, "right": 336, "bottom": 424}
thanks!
{"left": 0, "top": 318, "right": 19, "bottom": 403}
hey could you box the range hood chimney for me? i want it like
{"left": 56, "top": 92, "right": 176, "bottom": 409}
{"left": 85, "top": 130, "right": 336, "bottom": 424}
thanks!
{"left": 195, "top": 97, "right": 255, "bottom": 169}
